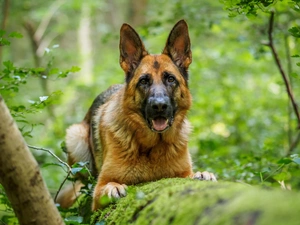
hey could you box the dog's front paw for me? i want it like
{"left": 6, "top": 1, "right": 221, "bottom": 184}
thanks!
{"left": 92, "top": 182, "right": 128, "bottom": 211}
{"left": 193, "top": 171, "right": 217, "bottom": 182}
{"left": 102, "top": 182, "right": 128, "bottom": 198}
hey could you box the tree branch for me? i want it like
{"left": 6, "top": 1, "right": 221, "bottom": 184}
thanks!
{"left": 1, "top": 0, "right": 9, "bottom": 30}
{"left": 28, "top": 145, "right": 72, "bottom": 172}
{"left": 283, "top": 34, "right": 294, "bottom": 147}
{"left": 34, "top": 0, "right": 65, "bottom": 42}
{"left": 23, "top": 21, "right": 56, "bottom": 119}
{"left": 287, "top": 132, "right": 300, "bottom": 156}
{"left": 267, "top": 11, "right": 300, "bottom": 129}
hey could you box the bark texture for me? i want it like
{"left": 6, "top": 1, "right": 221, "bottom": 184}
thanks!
{"left": 0, "top": 96, "right": 64, "bottom": 225}
{"left": 91, "top": 178, "right": 300, "bottom": 225}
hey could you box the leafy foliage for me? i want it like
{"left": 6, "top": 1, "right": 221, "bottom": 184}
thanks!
{"left": 0, "top": 185, "right": 18, "bottom": 224}
{"left": 0, "top": 46, "right": 79, "bottom": 138}
{"left": 0, "top": 30, "right": 23, "bottom": 46}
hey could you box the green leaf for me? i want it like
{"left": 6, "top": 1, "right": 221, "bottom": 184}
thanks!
{"left": 57, "top": 66, "right": 80, "bottom": 78}
{"left": 0, "top": 38, "right": 10, "bottom": 46}
{"left": 273, "top": 171, "right": 290, "bottom": 181}
{"left": 16, "top": 119, "right": 29, "bottom": 124}
{"left": 277, "top": 158, "right": 293, "bottom": 165}
{"left": 291, "top": 54, "right": 300, "bottom": 58}
{"left": 0, "top": 30, "right": 6, "bottom": 36}
{"left": 22, "top": 131, "right": 33, "bottom": 138}
{"left": 76, "top": 161, "right": 89, "bottom": 167}
{"left": 9, "top": 32, "right": 23, "bottom": 38}
{"left": 70, "top": 66, "right": 81, "bottom": 73}
{"left": 42, "top": 162, "right": 66, "bottom": 169}
{"left": 65, "top": 216, "right": 83, "bottom": 224}
{"left": 49, "top": 68, "right": 59, "bottom": 75}
{"left": 32, "top": 67, "right": 46, "bottom": 73}
{"left": 291, "top": 72, "right": 299, "bottom": 79}
{"left": 11, "top": 105, "right": 26, "bottom": 112}
{"left": 3, "top": 60, "right": 14, "bottom": 70}
{"left": 71, "top": 161, "right": 90, "bottom": 175}
{"left": 71, "top": 167, "right": 84, "bottom": 175}
{"left": 288, "top": 26, "right": 300, "bottom": 38}
{"left": 61, "top": 141, "right": 67, "bottom": 153}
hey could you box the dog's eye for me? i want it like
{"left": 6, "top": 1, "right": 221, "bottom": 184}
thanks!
{"left": 164, "top": 72, "right": 176, "bottom": 84}
{"left": 139, "top": 78, "right": 149, "bottom": 85}
{"left": 167, "top": 76, "right": 175, "bottom": 83}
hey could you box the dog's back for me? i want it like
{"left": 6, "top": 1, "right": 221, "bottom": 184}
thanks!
{"left": 56, "top": 84, "right": 123, "bottom": 207}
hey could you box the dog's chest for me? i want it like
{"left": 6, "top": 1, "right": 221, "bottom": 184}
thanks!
{"left": 119, "top": 144, "right": 191, "bottom": 184}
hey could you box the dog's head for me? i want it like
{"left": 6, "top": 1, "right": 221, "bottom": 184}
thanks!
{"left": 120, "top": 20, "right": 192, "bottom": 133}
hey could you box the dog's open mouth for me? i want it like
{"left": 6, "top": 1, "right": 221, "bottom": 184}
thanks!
{"left": 150, "top": 116, "right": 169, "bottom": 132}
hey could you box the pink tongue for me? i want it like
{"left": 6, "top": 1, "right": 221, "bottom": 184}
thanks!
{"left": 152, "top": 117, "right": 168, "bottom": 131}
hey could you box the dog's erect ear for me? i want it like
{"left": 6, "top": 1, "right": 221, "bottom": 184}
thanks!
{"left": 119, "top": 23, "right": 148, "bottom": 80}
{"left": 162, "top": 20, "right": 192, "bottom": 76}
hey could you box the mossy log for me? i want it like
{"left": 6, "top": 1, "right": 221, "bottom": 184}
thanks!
{"left": 90, "top": 178, "right": 300, "bottom": 225}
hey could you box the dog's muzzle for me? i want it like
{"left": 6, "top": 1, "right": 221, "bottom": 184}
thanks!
{"left": 145, "top": 92, "right": 174, "bottom": 133}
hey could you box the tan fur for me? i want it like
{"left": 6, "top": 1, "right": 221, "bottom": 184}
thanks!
{"left": 55, "top": 181, "right": 84, "bottom": 208}
{"left": 58, "top": 20, "right": 216, "bottom": 211}
{"left": 65, "top": 122, "right": 92, "bottom": 168}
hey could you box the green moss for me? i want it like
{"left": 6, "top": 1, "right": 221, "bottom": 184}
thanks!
{"left": 90, "top": 178, "right": 300, "bottom": 225}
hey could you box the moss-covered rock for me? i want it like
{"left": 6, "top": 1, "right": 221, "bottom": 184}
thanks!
{"left": 89, "top": 178, "right": 300, "bottom": 225}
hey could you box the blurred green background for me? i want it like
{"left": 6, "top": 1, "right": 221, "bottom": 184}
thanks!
{"left": 1, "top": 0, "right": 300, "bottom": 201}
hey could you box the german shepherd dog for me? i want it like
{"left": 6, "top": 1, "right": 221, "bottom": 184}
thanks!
{"left": 57, "top": 20, "right": 216, "bottom": 211}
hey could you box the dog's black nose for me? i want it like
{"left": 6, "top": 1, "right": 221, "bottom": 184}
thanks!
{"left": 152, "top": 98, "right": 168, "bottom": 112}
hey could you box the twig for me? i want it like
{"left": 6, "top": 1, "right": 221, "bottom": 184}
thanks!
{"left": 28, "top": 145, "right": 72, "bottom": 172}
{"left": 34, "top": 0, "right": 65, "bottom": 42}
{"left": 28, "top": 144, "right": 76, "bottom": 202}
{"left": 266, "top": 11, "right": 300, "bottom": 129}
{"left": 54, "top": 170, "right": 72, "bottom": 203}
{"left": 263, "top": 163, "right": 285, "bottom": 182}
{"left": 36, "top": 32, "right": 58, "bottom": 57}
{"left": 28, "top": 145, "right": 94, "bottom": 203}
{"left": 284, "top": 34, "right": 294, "bottom": 147}
{"left": 287, "top": 132, "right": 300, "bottom": 155}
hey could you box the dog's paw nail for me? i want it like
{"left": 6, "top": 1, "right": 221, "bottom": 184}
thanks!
{"left": 193, "top": 171, "right": 217, "bottom": 182}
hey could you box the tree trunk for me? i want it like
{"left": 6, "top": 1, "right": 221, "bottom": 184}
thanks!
{"left": 78, "top": 1, "right": 94, "bottom": 85}
{"left": 0, "top": 0, "right": 10, "bottom": 69}
{"left": 0, "top": 96, "right": 64, "bottom": 225}
{"left": 127, "top": 0, "right": 148, "bottom": 27}
{"left": 91, "top": 178, "right": 300, "bottom": 225}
